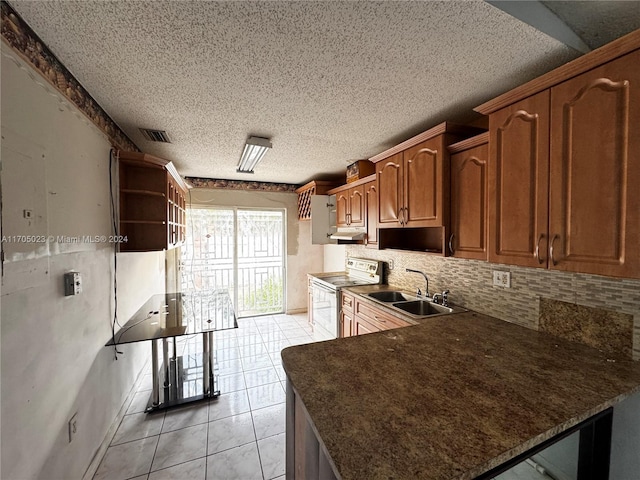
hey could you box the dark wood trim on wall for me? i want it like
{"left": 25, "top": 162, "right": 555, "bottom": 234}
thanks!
{"left": 1, "top": 1, "right": 139, "bottom": 152}
{"left": 185, "top": 177, "right": 299, "bottom": 193}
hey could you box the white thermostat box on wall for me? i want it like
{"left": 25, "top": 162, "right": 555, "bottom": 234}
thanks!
{"left": 64, "top": 272, "right": 82, "bottom": 296}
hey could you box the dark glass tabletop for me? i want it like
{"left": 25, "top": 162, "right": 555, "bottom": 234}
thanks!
{"left": 105, "top": 291, "right": 238, "bottom": 346}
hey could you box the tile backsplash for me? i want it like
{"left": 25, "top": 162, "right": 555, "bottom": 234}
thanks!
{"left": 346, "top": 245, "right": 640, "bottom": 360}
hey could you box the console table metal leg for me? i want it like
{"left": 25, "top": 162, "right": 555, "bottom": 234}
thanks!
{"left": 203, "top": 331, "right": 210, "bottom": 395}
{"left": 162, "top": 338, "right": 170, "bottom": 389}
{"left": 208, "top": 330, "right": 218, "bottom": 396}
{"left": 151, "top": 339, "right": 159, "bottom": 408}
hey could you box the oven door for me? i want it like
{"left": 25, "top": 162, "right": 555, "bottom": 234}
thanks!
{"left": 311, "top": 280, "right": 339, "bottom": 341}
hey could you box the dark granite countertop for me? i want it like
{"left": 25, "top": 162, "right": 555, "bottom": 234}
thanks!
{"left": 281, "top": 308, "right": 640, "bottom": 480}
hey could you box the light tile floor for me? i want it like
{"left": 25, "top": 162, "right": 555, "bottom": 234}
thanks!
{"left": 94, "top": 312, "right": 314, "bottom": 480}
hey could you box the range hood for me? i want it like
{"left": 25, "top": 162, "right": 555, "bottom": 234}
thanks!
{"left": 330, "top": 228, "right": 366, "bottom": 241}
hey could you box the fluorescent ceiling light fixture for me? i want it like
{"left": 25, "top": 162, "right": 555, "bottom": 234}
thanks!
{"left": 237, "top": 136, "right": 272, "bottom": 173}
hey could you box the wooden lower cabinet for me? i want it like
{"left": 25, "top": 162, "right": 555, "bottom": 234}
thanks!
{"left": 354, "top": 297, "right": 411, "bottom": 334}
{"left": 340, "top": 292, "right": 355, "bottom": 338}
{"left": 307, "top": 276, "right": 314, "bottom": 331}
{"left": 354, "top": 316, "right": 379, "bottom": 335}
{"left": 341, "top": 292, "right": 410, "bottom": 337}
{"left": 287, "top": 380, "right": 340, "bottom": 480}
{"left": 341, "top": 311, "right": 354, "bottom": 337}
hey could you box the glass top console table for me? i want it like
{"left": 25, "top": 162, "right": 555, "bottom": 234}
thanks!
{"left": 106, "top": 291, "right": 238, "bottom": 411}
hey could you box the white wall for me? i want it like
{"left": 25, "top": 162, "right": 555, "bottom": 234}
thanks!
{"left": 323, "top": 244, "right": 346, "bottom": 272}
{"left": 1, "top": 44, "right": 164, "bottom": 479}
{"left": 188, "top": 188, "right": 324, "bottom": 313}
{"left": 610, "top": 390, "right": 640, "bottom": 480}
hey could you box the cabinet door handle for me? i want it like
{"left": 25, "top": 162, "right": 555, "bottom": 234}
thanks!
{"left": 398, "top": 208, "right": 404, "bottom": 226}
{"left": 550, "top": 234, "right": 559, "bottom": 266}
{"left": 374, "top": 315, "right": 386, "bottom": 323}
{"left": 535, "top": 234, "right": 545, "bottom": 264}
{"left": 403, "top": 207, "right": 408, "bottom": 225}
{"left": 399, "top": 207, "right": 407, "bottom": 226}
{"left": 449, "top": 233, "right": 455, "bottom": 254}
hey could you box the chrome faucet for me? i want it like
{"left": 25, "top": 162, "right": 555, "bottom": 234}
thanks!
{"left": 432, "top": 290, "right": 450, "bottom": 306}
{"left": 406, "top": 268, "right": 429, "bottom": 298}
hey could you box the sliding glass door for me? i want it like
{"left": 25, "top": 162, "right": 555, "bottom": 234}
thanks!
{"left": 181, "top": 207, "right": 285, "bottom": 317}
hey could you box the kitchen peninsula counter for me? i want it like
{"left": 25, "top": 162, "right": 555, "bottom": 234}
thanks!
{"left": 281, "top": 310, "right": 640, "bottom": 480}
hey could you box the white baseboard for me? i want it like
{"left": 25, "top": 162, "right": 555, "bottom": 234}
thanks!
{"left": 285, "top": 308, "right": 307, "bottom": 315}
{"left": 82, "top": 363, "right": 148, "bottom": 480}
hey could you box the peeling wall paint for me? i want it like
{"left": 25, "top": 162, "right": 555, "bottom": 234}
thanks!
{"left": 1, "top": 43, "right": 164, "bottom": 480}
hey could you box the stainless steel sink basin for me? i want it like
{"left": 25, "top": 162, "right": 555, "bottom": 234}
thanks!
{"left": 364, "top": 290, "right": 465, "bottom": 318}
{"left": 367, "top": 291, "right": 417, "bottom": 303}
{"left": 391, "top": 300, "right": 454, "bottom": 316}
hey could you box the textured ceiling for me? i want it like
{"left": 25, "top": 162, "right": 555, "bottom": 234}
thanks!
{"left": 7, "top": 1, "right": 637, "bottom": 185}
{"left": 542, "top": 1, "right": 640, "bottom": 50}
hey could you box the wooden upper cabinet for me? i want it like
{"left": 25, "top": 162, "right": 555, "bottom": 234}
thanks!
{"left": 119, "top": 151, "right": 188, "bottom": 252}
{"left": 335, "top": 190, "right": 349, "bottom": 227}
{"left": 485, "top": 49, "right": 640, "bottom": 278}
{"left": 334, "top": 184, "right": 365, "bottom": 227}
{"left": 376, "top": 152, "right": 403, "bottom": 226}
{"left": 449, "top": 133, "right": 489, "bottom": 260}
{"left": 477, "top": 30, "right": 640, "bottom": 278}
{"left": 372, "top": 123, "right": 482, "bottom": 231}
{"left": 349, "top": 185, "right": 365, "bottom": 227}
{"left": 488, "top": 90, "right": 550, "bottom": 268}
{"left": 403, "top": 136, "right": 445, "bottom": 227}
{"left": 365, "top": 180, "right": 378, "bottom": 247}
{"left": 548, "top": 50, "right": 640, "bottom": 278}
{"left": 295, "top": 180, "right": 340, "bottom": 221}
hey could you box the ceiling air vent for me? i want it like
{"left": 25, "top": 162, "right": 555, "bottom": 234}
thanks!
{"left": 139, "top": 128, "right": 171, "bottom": 143}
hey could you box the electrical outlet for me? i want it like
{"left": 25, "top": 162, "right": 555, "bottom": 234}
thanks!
{"left": 388, "top": 259, "right": 394, "bottom": 271}
{"left": 68, "top": 413, "right": 78, "bottom": 443}
{"left": 492, "top": 271, "right": 511, "bottom": 288}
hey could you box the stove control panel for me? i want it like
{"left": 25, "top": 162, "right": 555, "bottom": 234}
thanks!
{"left": 346, "top": 257, "right": 383, "bottom": 280}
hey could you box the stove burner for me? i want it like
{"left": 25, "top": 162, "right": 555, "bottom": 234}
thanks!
{"left": 331, "top": 280, "right": 368, "bottom": 287}
{"left": 313, "top": 275, "right": 374, "bottom": 288}
{"left": 311, "top": 258, "right": 383, "bottom": 290}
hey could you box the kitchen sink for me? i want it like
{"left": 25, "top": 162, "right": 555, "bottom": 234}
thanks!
{"left": 365, "top": 290, "right": 465, "bottom": 318}
{"left": 391, "top": 300, "right": 454, "bottom": 316}
{"left": 367, "top": 291, "right": 418, "bottom": 302}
